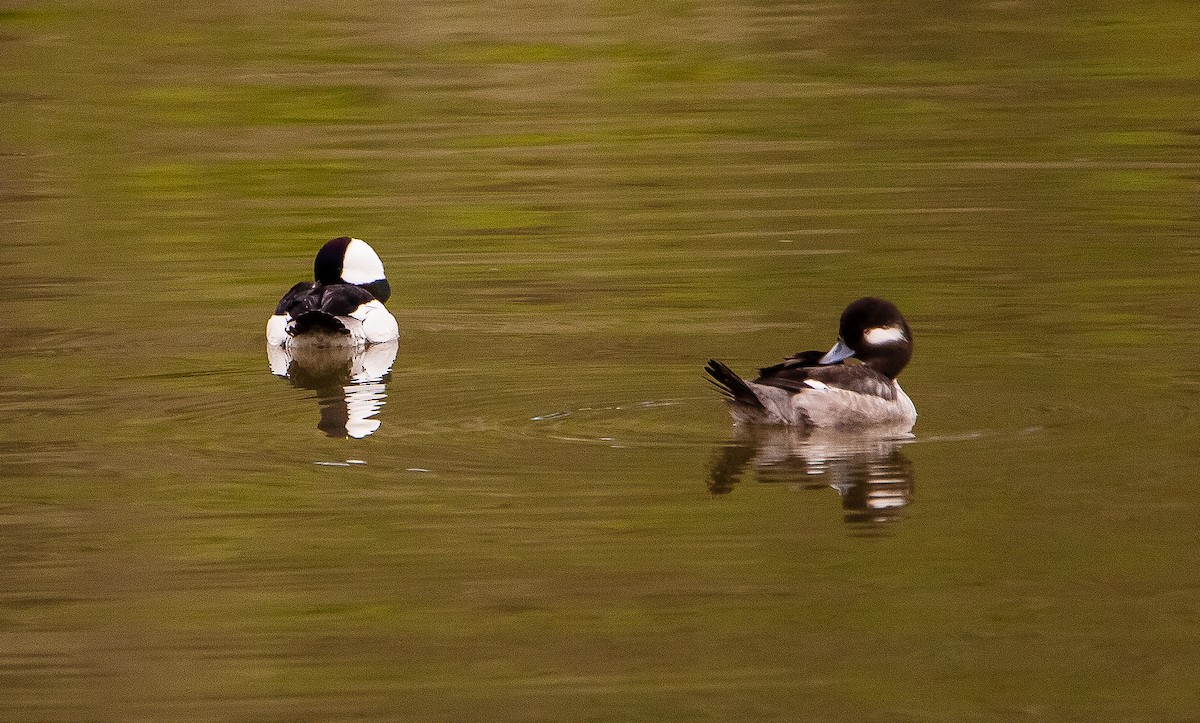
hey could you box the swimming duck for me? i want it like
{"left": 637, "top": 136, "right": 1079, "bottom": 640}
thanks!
{"left": 705, "top": 297, "right": 916, "bottom": 430}
{"left": 266, "top": 237, "right": 399, "bottom": 347}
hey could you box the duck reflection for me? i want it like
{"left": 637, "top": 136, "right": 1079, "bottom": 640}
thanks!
{"left": 708, "top": 426, "right": 915, "bottom": 528}
{"left": 267, "top": 341, "right": 398, "bottom": 438}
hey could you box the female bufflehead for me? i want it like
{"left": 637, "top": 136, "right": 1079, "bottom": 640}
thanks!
{"left": 266, "top": 237, "right": 399, "bottom": 347}
{"left": 705, "top": 297, "right": 916, "bottom": 430}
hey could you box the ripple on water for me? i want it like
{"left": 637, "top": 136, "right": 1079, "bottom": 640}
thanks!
{"left": 526, "top": 397, "right": 714, "bottom": 449}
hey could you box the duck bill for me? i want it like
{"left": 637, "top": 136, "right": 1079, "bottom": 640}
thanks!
{"left": 819, "top": 339, "right": 855, "bottom": 365}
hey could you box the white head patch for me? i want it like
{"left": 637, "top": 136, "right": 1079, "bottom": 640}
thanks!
{"left": 340, "top": 238, "right": 387, "bottom": 284}
{"left": 864, "top": 326, "right": 906, "bottom": 345}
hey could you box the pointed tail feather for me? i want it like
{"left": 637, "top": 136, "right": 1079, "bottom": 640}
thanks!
{"left": 704, "top": 359, "right": 763, "bottom": 408}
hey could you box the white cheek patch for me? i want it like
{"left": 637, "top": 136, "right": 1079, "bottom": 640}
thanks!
{"left": 864, "top": 326, "right": 906, "bottom": 345}
{"left": 340, "top": 238, "right": 387, "bottom": 285}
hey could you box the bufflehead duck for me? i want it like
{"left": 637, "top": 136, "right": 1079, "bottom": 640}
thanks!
{"left": 705, "top": 297, "right": 917, "bottom": 430}
{"left": 266, "top": 237, "right": 399, "bottom": 347}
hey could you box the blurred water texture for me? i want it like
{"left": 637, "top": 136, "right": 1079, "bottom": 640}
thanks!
{"left": 1, "top": 1, "right": 1199, "bottom": 719}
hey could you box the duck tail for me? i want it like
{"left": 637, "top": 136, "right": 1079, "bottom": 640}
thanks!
{"left": 704, "top": 359, "right": 762, "bottom": 408}
{"left": 289, "top": 310, "right": 350, "bottom": 337}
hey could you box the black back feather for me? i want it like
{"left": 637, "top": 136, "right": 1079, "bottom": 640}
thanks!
{"left": 281, "top": 283, "right": 374, "bottom": 318}
{"left": 274, "top": 282, "right": 315, "bottom": 315}
{"left": 278, "top": 283, "right": 376, "bottom": 337}
{"left": 756, "top": 349, "right": 827, "bottom": 379}
{"left": 753, "top": 359, "right": 897, "bottom": 401}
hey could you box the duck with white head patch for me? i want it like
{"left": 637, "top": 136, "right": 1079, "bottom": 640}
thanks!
{"left": 266, "top": 237, "right": 399, "bottom": 348}
{"left": 706, "top": 297, "right": 916, "bottom": 431}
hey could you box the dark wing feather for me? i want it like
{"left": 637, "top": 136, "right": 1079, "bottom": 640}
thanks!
{"left": 281, "top": 283, "right": 374, "bottom": 317}
{"left": 753, "top": 352, "right": 896, "bottom": 400}
{"left": 313, "top": 284, "right": 375, "bottom": 317}
{"left": 282, "top": 283, "right": 376, "bottom": 337}
{"left": 756, "top": 349, "right": 828, "bottom": 378}
{"left": 274, "top": 281, "right": 315, "bottom": 315}
{"left": 753, "top": 350, "right": 827, "bottom": 392}
{"left": 803, "top": 364, "right": 897, "bottom": 400}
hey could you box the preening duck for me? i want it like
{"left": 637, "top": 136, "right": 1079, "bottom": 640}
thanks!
{"left": 706, "top": 297, "right": 917, "bottom": 431}
{"left": 266, "top": 237, "right": 399, "bottom": 348}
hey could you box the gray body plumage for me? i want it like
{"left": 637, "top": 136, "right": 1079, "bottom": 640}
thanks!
{"left": 706, "top": 297, "right": 918, "bottom": 432}
{"left": 724, "top": 375, "right": 916, "bottom": 430}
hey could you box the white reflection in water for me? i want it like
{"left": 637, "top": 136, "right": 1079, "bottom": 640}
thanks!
{"left": 709, "top": 426, "right": 916, "bottom": 530}
{"left": 267, "top": 341, "right": 398, "bottom": 438}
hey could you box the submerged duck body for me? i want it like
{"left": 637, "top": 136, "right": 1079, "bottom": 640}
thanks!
{"left": 706, "top": 297, "right": 917, "bottom": 431}
{"left": 266, "top": 237, "right": 399, "bottom": 348}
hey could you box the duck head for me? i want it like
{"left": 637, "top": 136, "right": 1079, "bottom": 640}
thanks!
{"left": 818, "top": 297, "right": 913, "bottom": 379}
{"left": 313, "top": 236, "right": 391, "bottom": 304}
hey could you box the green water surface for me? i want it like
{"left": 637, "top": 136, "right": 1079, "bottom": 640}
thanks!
{"left": 2, "top": 1, "right": 1199, "bottom": 719}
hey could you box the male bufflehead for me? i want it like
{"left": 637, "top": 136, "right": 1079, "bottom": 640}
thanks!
{"left": 705, "top": 297, "right": 917, "bottom": 430}
{"left": 266, "top": 237, "right": 399, "bottom": 347}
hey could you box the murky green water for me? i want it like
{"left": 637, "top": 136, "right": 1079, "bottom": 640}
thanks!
{"left": 3, "top": 1, "right": 1199, "bottom": 719}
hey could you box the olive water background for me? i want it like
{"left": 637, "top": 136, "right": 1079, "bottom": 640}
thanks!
{"left": 2, "top": 1, "right": 1199, "bottom": 720}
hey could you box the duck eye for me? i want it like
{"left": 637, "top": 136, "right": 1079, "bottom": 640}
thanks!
{"left": 863, "top": 326, "right": 906, "bottom": 345}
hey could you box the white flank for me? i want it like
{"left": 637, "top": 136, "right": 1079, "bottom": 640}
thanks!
{"left": 266, "top": 314, "right": 290, "bottom": 346}
{"left": 340, "top": 238, "right": 387, "bottom": 285}
{"left": 350, "top": 300, "right": 400, "bottom": 343}
{"left": 864, "top": 326, "right": 906, "bottom": 345}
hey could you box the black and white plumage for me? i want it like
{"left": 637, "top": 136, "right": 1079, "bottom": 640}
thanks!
{"left": 706, "top": 297, "right": 917, "bottom": 430}
{"left": 266, "top": 237, "right": 399, "bottom": 348}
